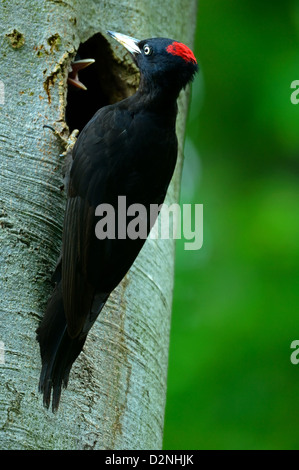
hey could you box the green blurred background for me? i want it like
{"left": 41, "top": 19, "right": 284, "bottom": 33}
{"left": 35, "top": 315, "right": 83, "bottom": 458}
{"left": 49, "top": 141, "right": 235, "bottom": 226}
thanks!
{"left": 163, "top": 0, "right": 299, "bottom": 450}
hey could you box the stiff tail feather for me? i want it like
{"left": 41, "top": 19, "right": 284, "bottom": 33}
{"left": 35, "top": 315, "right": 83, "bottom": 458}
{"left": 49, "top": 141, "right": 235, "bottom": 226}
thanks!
{"left": 36, "top": 282, "right": 87, "bottom": 412}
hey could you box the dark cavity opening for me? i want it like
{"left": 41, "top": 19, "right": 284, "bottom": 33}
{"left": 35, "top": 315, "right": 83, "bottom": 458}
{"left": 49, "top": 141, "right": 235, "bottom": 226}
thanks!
{"left": 65, "top": 33, "right": 138, "bottom": 133}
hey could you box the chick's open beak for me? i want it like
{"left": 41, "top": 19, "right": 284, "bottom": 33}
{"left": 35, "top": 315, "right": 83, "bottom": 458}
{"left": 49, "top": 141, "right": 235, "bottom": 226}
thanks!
{"left": 68, "top": 58, "right": 95, "bottom": 91}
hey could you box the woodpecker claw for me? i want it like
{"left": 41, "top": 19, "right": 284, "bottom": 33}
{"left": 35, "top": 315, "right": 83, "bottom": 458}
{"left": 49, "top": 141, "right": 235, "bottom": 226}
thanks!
{"left": 67, "top": 58, "right": 95, "bottom": 90}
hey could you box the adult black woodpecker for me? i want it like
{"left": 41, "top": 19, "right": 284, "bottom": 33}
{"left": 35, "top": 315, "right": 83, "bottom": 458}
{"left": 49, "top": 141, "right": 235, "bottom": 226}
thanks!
{"left": 37, "top": 30, "right": 198, "bottom": 411}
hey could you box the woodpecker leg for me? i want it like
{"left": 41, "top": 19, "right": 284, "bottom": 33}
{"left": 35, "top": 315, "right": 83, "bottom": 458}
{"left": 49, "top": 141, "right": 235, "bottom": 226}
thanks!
{"left": 67, "top": 58, "right": 95, "bottom": 90}
{"left": 43, "top": 125, "right": 78, "bottom": 149}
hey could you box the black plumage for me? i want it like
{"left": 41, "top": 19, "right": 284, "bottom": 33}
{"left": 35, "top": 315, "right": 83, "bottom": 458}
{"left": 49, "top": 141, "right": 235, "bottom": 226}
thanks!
{"left": 37, "top": 31, "right": 198, "bottom": 411}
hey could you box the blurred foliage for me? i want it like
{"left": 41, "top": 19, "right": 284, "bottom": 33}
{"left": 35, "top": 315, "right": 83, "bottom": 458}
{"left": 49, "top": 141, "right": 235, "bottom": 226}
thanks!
{"left": 163, "top": 0, "right": 299, "bottom": 450}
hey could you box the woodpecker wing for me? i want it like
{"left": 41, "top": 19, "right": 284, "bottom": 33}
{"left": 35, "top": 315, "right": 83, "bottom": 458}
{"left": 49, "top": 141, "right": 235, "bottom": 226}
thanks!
{"left": 62, "top": 105, "right": 127, "bottom": 338}
{"left": 61, "top": 103, "right": 177, "bottom": 338}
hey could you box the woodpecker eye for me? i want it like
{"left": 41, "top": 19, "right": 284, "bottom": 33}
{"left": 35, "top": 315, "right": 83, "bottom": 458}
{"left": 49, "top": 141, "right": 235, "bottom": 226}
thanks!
{"left": 143, "top": 44, "right": 152, "bottom": 56}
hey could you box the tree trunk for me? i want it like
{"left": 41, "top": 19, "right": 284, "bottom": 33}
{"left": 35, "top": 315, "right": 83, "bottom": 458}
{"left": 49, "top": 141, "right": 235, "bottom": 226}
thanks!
{"left": 0, "top": 0, "right": 197, "bottom": 450}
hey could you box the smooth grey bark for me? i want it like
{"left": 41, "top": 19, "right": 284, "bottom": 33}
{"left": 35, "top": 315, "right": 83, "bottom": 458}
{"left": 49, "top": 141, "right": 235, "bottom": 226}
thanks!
{"left": 0, "top": 0, "right": 197, "bottom": 450}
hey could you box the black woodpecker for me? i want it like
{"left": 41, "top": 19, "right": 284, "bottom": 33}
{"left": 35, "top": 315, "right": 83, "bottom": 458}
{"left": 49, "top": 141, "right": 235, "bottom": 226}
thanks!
{"left": 37, "top": 31, "right": 198, "bottom": 411}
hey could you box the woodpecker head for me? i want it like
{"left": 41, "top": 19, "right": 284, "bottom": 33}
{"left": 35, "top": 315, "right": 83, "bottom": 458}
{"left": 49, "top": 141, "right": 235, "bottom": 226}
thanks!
{"left": 107, "top": 31, "right": 198, "bottom": 94}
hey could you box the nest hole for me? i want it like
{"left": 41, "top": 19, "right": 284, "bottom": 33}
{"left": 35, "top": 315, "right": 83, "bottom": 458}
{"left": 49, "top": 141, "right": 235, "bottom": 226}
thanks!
{"left": 65, "top": 33, "right": 138, "bottom": 133}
